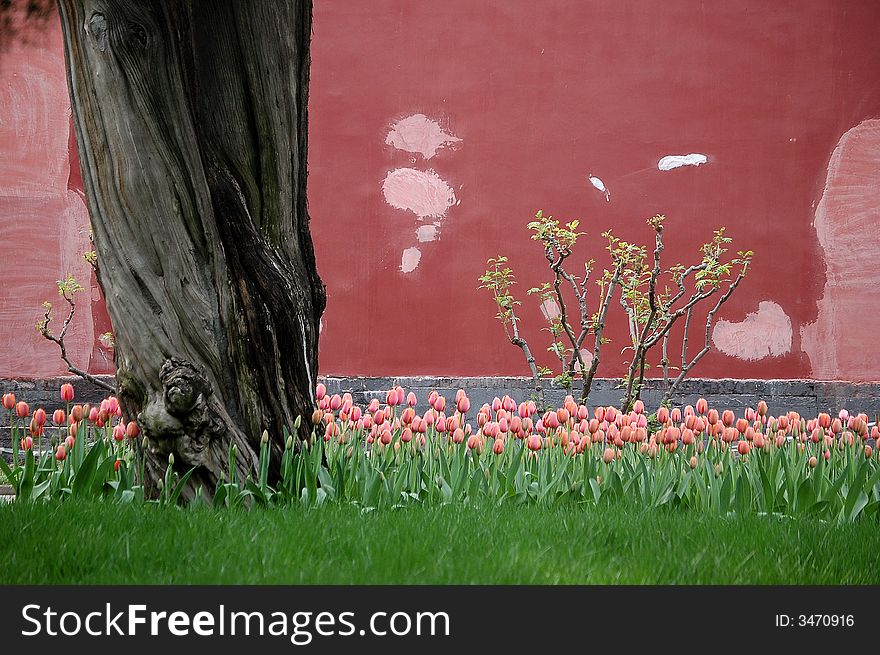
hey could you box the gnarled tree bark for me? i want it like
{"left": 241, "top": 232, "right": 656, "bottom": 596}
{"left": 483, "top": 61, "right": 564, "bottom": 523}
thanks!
{"left": 57, "top": 0, "right": 325, "bottom": 497}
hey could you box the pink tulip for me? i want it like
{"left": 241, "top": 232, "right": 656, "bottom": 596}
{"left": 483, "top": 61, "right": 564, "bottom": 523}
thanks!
{"left": 527, "top": 434, "right": 542, "bottom": 451}
{"left": 456, "top": 396, "right": 471, "bottom": 414}
{"left": 2, "top": 392, "right": 15, "bottom": 410}
{"left": 113, "top": 424, "right": 125, "bottom": 441}
{"left": 315, "top": 383, "right": 327, "bottom": 401}
{"left": 434, "top": 396, "right": 446, "bottom": 413}
{"left": 15, "top": 401, "right": 29, "bottom": 418}
{"left": 602, "top": 447, "right": 615, "bottom": 464}
{"left": 452, "top": 428, "right": 465, "bottom": 444}
{"left": 380, "top": 428, "right": 392, "bottom": 446}
{"left": 33, "top": 408, "right": 47, "bottom": 427}
{"left": 55, "top": 445, "right": 67, "bottom": 461}
{"left": 406, "top": 392, "right": 417, "bottom": 407}
{"left": 21, "top": 436, "right": 33, "bottom": 451}
{"left": 492, "top": 438, "right": 505, "bottom": 455}
{"left": 696, "top": 398, "right": 709, "bottom": 415}
{"left": 657, "top": 406, "right": 669, "bottom": 424}
{"left": 60, "top": 383, "right": 75, "bottom": 402}
{"left": 633, "top": 399, "right": 645, "bottom": 414}
{"left": 428, "top": 390, "right": 439, "bottom": 407}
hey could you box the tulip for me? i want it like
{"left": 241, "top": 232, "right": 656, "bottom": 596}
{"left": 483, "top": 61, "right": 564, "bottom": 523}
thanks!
{"left": 466, "top": 434, "right": 480, "bottom": 450}
{"left": 865, "top": 445, "right": 873, "bottom": 460}
{"left": 545, "top": 411, "right": 560, "bottom": 429}
{"left": 434, "top": 396, "right": 446, "bottom": 413}
{"left": 754, "top": 433, "right": 766, "bottom": 449}
{"left": 605, "top": 407, "right": 617, "bottom": 423}
{"left": 721, "top": 410, "right": 735, "bottom": 428}
{"left": 113, "top": 424, "right": 125, "bottom": 441}
{"left": 56, "top": 444, "right": 68, "bottom": 460}
{"left": 830, "top": 418, "right": 842, "bottom": 434}
{"left": 315, "top": 383, "right": 326, "bottom": 401}
{"left": 838, "top": 409, "right": 849, "bottom": 422}
{"left": 744, "top": 407, "right": 756, "bottom": 422}
{"left": 61, "top": 382, "right": 73, "bottom": 403}
{"left": 689, "top": 455, "right": 698, "bottom": 470}
{"left": 556, "top": 408, "right": 570, "bottom": 425}
{"left": 2, "top": 392, "right": 15, "bottom": 410}
{"left": 456, "top": 396, "right": 471, "bottom": 414}
{"left": 33, "top": 408, "right": 47, "bottom": 426}
{"left": 633, "top": 399, "right": 645, "bottom": 414}
{"left": 707, "top": 408, "right": 719, "bottom": 425}
{"left": 15, "top": 401, "right": 29, "bottom": 418}
{"left": 602, "top": 447, "right": 616, "bottom": 464}
{"left": 737, "top": 440, "right": 750, "bottom": 456}
{"left": 756, "top": 400, "right": 768, "bottom": 416}
{"left": 373, "top": 409, "right": 386, "bottom": 426}
{"left": 88, "top": 407, "right": 99, "bottom": 423}
{"left": 380, "top": 428, "right": 392, "bottom": 446}
{"left": 52, "top": 409, "right": 65, "bottom": 425}
{"left": 21, "top": 436, "right": 33, "bottom": 451}
{"left": 452, "top": 428, "right": 465, "bottom": 444}
{"left": 735, "top": 418, "right": 748, "bottom": 434}
{"left": 696, "top": 398, "right": 709, "bottom": 415}
{"left": 527, "top": 434, "right": 542, "bottom": 451}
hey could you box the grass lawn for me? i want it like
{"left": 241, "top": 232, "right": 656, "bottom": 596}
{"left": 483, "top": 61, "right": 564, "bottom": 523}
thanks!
{"left": 1, "top": 501, "right": 878, "bottom": 585}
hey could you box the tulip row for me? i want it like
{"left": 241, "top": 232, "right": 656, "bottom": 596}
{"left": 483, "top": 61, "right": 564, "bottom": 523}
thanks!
{"left": 2, "top": 384, "right": 879, "bottom": 521}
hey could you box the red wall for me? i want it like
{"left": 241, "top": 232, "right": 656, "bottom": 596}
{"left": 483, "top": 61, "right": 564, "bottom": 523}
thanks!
{"left": 2, "top": 0, "right": 880, "bottom": 381}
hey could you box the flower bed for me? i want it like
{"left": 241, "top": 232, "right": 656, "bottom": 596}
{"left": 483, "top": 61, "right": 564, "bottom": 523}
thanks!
{"left": 2, "top": 384, "right": 879, "bottom": 521}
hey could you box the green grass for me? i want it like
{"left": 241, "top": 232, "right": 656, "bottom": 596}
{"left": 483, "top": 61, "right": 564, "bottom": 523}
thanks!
{"left": 2, "top": 501, "right": 878, "bottom": 584}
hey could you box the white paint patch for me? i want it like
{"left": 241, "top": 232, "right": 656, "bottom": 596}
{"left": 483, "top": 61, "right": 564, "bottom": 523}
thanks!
{"left": 540, "top": 299, "right": 561, "bottom": 321}
{"left": 587, "top": 174, "right": 610, "bottom": 201}
{"left": 712, "top": 301, "right": 792, "bottom": 361}
{"left": 400, "top": 247, "right": 422, "bottom": 273}
{"left": 416, "top": 224, "right": 439, "bottom": 242}
{"left": 382, "top": 168, "right": 456, "bottom": 219}
{"left": 658, "top": 153, "right": 709, "bottom": 171}
{"left": 385, "top": 114, "right": 460, "bottom": 159}
{"left": 578, "top": 349, "right": 595, "bottom": 370}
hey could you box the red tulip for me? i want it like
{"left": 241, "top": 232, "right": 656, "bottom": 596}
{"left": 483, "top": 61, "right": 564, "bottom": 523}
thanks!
{"left": 113, "top": 424, "right": 125, "bottom": 441}
{"left": 114, "top": 460, "right": 121, "bottom": 472}
{"left": 21, "top": 436, "right": 33, "bottom": 451}
{"left": 1, "top": 392, "right": 14, "bottom": 410}
{"left": 737, "top": 440, "right": 750, "bottom": 456}
{"left": 55, "top": 445, "right": 67, "bottom": 461}
{"left": 52, "top": 409, "right": 65, "bottom": 425}
{"left": 15, "top": 401, "right": 29, "bottom": 418}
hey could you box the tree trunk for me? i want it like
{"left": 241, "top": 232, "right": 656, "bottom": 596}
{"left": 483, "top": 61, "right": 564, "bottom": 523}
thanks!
{"left": 57, "top": 0, "right": 325, "bottom": 497}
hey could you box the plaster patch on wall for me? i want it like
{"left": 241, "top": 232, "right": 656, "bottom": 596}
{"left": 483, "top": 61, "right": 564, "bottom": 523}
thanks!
{"left": 540, "top": 299, "right": 561, "bottom": 321}
{"left": 658, "top": 153, "right": 708, "bottom": 171}
{"left": 587, "top": 174, "right": 611, "bottom": 201}
{"left": 400, "top": 247, "right": 422, "bottom": 273}
{"left": 712, "top": 301, "right": 792, "bottom": 361}
{"left": 416, "top": 224, "right": 439, "bottom": 242}
{"left": 382, "top": 168, "right": 456, "bottom": 219}
{"left": 801, "top": 119, "right": 880, "bottom": 380}
{"left": 385, "top": 114, "right": 460, "bottom": 159}
{"left": 578, "top": 349, "right": 595, "bottom": 368}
